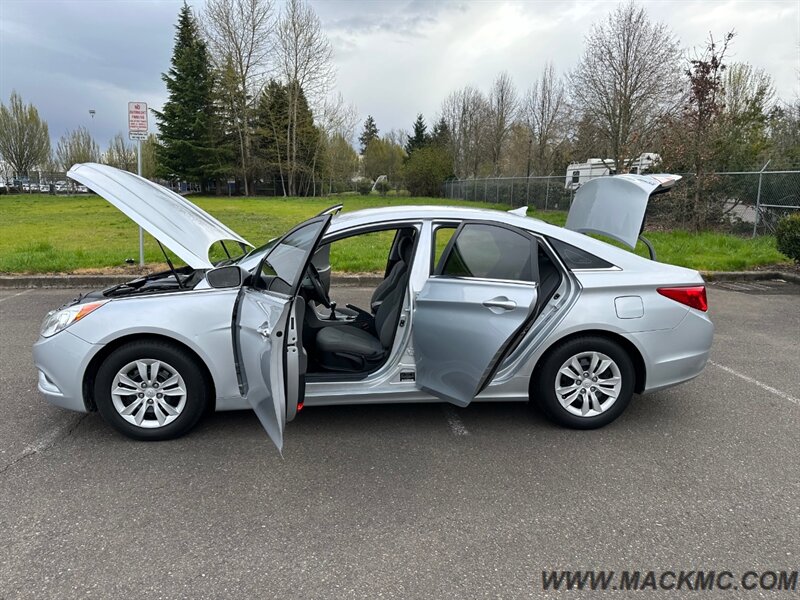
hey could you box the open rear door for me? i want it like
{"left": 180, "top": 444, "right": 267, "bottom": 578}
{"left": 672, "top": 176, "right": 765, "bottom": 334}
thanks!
{"left": 413, "top": 222, "right": 540, "bottom": 407}
{"left": 233, "top": 215, "right": 331, "bottom": 451}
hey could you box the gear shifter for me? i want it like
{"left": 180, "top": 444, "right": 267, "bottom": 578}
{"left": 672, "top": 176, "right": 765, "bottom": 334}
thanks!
{"left": 328, "top": 301, "right": 337, "bottom": 320}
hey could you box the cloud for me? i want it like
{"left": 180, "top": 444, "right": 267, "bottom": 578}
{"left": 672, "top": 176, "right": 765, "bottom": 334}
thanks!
{"left": 0, "top": 0, "right": 797, "bottom": 150}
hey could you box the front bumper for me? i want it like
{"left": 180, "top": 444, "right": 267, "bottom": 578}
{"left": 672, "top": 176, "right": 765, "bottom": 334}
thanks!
{"left": 32, "top": 330, "right": 102, "bottom": 413}
{"left": 632, "top": 308, "right": 715, "bottom": 394}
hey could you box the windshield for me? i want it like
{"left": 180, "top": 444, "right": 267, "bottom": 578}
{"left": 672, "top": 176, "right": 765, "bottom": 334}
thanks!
{"left": 233, "top": 238, "right": 279, "bottom": 266}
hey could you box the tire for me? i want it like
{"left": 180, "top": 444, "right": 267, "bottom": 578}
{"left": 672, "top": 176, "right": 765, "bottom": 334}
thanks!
{"left": 94, "top": 340, "right": 209, "bottom": 441}
{"left": 532, "top": 336, "right": 635, "bottom": 429}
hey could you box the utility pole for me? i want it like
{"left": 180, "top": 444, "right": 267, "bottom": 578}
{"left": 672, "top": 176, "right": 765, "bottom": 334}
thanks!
{"left": 526, "top": 138, "right": 533, "bottom": 178}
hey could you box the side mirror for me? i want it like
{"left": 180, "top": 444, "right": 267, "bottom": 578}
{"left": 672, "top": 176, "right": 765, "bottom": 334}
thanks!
{"left": 206, "top": 265, "right": 247, "bottom": 289}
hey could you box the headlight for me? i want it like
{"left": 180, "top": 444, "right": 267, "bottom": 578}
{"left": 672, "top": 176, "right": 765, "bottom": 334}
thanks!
{"left": 40, "top": 300, "right": 108, "bottom": 338}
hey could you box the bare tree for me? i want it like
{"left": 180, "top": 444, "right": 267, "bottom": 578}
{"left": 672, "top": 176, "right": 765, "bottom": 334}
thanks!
{"left": 524, "top": 62, "right": 568, "bottom": 175}
{"left": 486, "top": 71, "right": 517, "bottom": 175}
{"left": 275, "top": 0, "right": 334, "bottom": 195}
{"left": 104, "top": 132, "right": 137, "bottom": 172}
{"left": 0, "top": 91, "right": 51, "bottom": 178}
{"left": 440, "top": 85, "right": 489, "bottom": 178}
{"left": 203, "top": 0, "right": 275, "bottom": 195}
{"left": 56, "top": 127, "right": 100, "bottom": 171}
{"left": 314, "top": 93, "right": 357, "bottom": 194}
{"left": 569, "top": 1, "right": 681, "bottom": 172}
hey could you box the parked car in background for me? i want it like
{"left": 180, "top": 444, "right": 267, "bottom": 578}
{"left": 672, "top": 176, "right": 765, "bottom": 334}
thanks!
{"left": 76, "top": 184, "right": 89, "bottom": 193}
{"left": 34, "top": 164, "right": 713, "bottom": 451}
{"left": 55, "top": 181, "right": 70, "bottom": 193}
{"left": 38, "top": 183, "right": 50, "bottom": 193}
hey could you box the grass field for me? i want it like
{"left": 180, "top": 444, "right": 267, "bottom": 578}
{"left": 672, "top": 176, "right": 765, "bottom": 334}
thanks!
{"left": 0, "top": 193, "right": 787, "bottom": 273}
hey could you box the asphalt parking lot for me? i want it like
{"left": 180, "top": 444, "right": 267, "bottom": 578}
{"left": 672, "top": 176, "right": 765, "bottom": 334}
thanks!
{"left": 1, "top": 283, "right": 798, "bottom": 598}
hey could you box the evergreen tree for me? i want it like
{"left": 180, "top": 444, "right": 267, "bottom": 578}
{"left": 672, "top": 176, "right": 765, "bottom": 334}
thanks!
{"left": 405, "top": 113, "right": 429, "bottom": 154}
{"left": 153, "top": 3, "right": 216, "bottom": 188}
{"left": 358, "top": 115, "right": 378, "bottom": 154}
{"left": 430, "top": 117, "right": 450, "bottom": 147}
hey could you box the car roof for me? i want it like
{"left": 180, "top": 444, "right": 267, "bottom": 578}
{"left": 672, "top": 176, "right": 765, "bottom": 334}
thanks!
{"left": 328, "top": 204, "right": 663, "bottom": 271}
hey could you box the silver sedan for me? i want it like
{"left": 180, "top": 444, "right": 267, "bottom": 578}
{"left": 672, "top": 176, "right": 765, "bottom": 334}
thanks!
{"left": 33, "top": 164, "right": 713, "bottom": 451}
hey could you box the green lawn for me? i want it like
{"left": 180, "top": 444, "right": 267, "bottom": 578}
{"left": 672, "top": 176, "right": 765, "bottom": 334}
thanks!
{"left": 0, "top": 193, "right": 787, "bottom": 273}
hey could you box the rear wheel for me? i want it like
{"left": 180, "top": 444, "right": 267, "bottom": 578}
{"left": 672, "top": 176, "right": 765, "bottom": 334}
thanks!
{"left": 532, "top": 336, "right": 634, "bottom": 429}
{"left": 94, "top": 340, "right": 209, "bottom": 440}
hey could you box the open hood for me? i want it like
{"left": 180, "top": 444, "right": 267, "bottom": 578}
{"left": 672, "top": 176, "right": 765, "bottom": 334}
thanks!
{"left": 565, "top": 174, "right": 681, "bottom": 249}
{"left": 67, "top": 163, "right": 252, "bottom": 268}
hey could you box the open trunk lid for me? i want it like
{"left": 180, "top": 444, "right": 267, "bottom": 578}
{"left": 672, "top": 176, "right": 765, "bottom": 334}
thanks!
{"left": 565, "top": 174, "right": 681, "bottom": 249}
{"left": 67, "top": 163, "right": 252, "bottom": 268}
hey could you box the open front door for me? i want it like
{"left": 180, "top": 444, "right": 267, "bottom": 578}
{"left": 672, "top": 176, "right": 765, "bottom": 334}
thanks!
{"left": 413, "top": 222, "right": 540, "bottom": 407}
{"left": 233, "top": 215, "right": 331, "bottom": 451}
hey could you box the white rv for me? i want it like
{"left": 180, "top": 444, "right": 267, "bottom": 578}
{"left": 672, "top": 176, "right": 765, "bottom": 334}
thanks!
{"left": 565, "top": 158, "right": 615, "bottom": 190}
{"left": 565, "top": 153, "right": 661, "bottom": 189}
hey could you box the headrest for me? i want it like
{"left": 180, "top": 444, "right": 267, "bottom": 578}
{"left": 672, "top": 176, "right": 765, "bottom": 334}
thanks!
{"left": 397, "top": 235, "right": 413, "bottom": 263}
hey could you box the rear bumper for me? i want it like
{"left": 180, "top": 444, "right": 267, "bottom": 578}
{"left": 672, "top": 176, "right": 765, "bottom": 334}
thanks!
{"left": 32, "top": 330, "right": 101, "bottom": 413}
{"left": 632, "top": 309, "right": 714, "bottom": 394}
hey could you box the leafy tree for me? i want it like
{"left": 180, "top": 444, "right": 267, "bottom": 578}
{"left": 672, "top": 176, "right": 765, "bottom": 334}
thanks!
{"left": 359, "top": 115, "right": 378, "bottom": 154}
{"left": 405, "top": 114, "right": 429, "bottom": 154}
{"left": 715, "top": 63, "right": 774, "bottom": 170}
{"left": 104, "top": 133, "right": 137, "bottom": 172}
{"left": 362, "top": 137, "right": 404, "bottom": 182}
{"left": 153, "top": 3, "right": 217, "bottom": 189}
{"left": 322, "top": 132, "right": 358, "bottom": 192}
{"left": 253, "top": 79, "right": 320, "bottom": 196}
{"left": 402, "top": 145, "right": 453, "bottom": 197}
{"left": 141, "top": 134, "right": 160, "bottom": 180}
{"left": 0, "top": 91, "right": 51, "bottom": 178}
{"left": 55, "top": 127, "right": 100, "bottom": 170}
{"left": 768, "top": 100, "right": 800, "bottom": 168}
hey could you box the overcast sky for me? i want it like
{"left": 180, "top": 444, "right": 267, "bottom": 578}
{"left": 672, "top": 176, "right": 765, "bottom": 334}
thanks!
{"left": 1, "top": 0, "right": 798, "bottom": 148}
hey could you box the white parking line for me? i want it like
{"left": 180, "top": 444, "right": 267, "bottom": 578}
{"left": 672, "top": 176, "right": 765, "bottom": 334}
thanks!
{"left": 0, "top": 289, "right": 32, "bottom": 304}
{"left": 443, "top": 405, "right": 469, "bottom": 436}
{"left": 710, "top": 360, "right": 800, "bottom": 407}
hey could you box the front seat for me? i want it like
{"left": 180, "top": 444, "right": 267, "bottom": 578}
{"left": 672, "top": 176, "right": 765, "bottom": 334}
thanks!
{"left": 335, "top": 234, "right": 413, "bottom": 317}
{"left": 369, "top": 234, "right": 413, "bottom": 313}
{"left": 314, "top": 271, "right": 408, "bottom": 372}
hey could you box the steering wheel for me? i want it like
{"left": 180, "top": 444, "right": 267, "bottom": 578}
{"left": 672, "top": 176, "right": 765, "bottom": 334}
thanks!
{"left": 307, "top": 263, "right": 331, "bottom": 308}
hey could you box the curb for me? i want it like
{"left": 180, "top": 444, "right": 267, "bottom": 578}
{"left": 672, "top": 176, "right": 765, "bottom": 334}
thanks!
{"left": 700, "top": 271, "right": 800, "bottom": 285}
{"left": 1, "top": 271, "right": 796, "bottom": 289}
{"left": 0, "top": 273, "right": 385, "bottom": 289}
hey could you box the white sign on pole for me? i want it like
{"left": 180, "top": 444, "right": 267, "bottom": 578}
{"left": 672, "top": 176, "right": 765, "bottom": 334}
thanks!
{"left": 129, "top": 101, "right": 148, "bottom": 267}
{"left": 128, "top": 101, "right": 148, "bottom": 133}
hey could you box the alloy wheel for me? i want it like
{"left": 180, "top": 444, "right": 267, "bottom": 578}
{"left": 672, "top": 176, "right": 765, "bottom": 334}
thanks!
{"left": 110, "top": 359, "right": 187, "bottom": 428}
{"left": 554, "top": 351, "right": 622, "bottom": 417}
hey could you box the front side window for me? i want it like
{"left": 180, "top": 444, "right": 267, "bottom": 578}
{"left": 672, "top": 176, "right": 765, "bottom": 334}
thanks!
{"left": 439, "top": 223, "right": 536, "bottom": 282}
{"left": 259, "top": 218, "right": 327, "bottom": 292}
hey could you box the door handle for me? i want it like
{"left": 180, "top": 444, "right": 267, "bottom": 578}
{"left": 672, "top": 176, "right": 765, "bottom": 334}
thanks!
{"left": 482, "top": 297, "right": 517, "bottom": 311}
{"left": 257, "top": 324, "right": 271, "bottom": 339}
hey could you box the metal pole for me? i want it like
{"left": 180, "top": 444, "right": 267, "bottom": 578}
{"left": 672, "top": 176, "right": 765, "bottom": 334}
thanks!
{"left": 138, "top": 138, "right": 144, "bottom": 266}
{"left": 752, "top": 160, "right": 770, "bottom": 238}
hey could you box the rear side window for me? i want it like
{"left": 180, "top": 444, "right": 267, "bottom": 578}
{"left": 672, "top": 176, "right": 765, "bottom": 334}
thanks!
{"left": 549, "top": 238, "right": 614, "bottom": 270}
{"left": 439, "top": 223, "right": 535, "bottom": 282}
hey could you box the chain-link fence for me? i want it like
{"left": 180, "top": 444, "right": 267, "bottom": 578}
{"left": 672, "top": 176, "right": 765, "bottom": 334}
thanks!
{"left": 443, "top": 170, "right": 800, "bottom": 235}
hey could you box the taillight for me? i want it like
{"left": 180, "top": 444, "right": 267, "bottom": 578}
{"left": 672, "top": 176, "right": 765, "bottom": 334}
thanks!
{"left": 657, "top": 286, "right": 708, "bottom": 312}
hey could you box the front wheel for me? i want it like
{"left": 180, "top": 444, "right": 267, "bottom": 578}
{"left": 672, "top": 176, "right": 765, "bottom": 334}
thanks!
{"left": 532, "top": 336, "right": 635, "bottom": 429}
{"left": 94, "top": 340, "right": 209, "bottom": 440}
